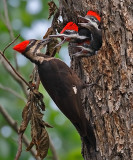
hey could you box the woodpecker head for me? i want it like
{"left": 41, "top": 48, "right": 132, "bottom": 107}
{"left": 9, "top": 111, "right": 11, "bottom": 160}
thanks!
{"left": 13, "top": 38, "right": 50, "bottom": 64}
{"left": 49, "top": 22, "right": 79, "bottom": 47}
{"left": 13, "top": 38, "right": 50, "bottom": 55}
{"left": 78, "top": 11, "right": 101, "bottom": 30}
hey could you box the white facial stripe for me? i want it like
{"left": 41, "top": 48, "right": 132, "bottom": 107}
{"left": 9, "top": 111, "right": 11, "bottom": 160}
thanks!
{"left": 64, "top": 34, "right": 88, "bottom": 39}
{"left": 67, "top": 30, "right": 76, "bottom": 33}
{"left": 77, "top": 35, "right": 88, "bottom": 39}
{"left": 72, "top": 86, "right": 77, "bottom": 94}
{"left": 64, "top": 34, "right": 77, "bottom": 38}
{"left": 50, "top": 34, "right": 65, "bottom": 37}
{"left": 90, "top": 20, "right": 99, "bottom": 30}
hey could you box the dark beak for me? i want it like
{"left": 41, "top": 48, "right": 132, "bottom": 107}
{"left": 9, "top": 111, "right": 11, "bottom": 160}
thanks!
{"left": 78, "top": 15, "right": 91, "bottom": 28}
{"left": 41, "top": 38, "right": 51, "bottom": 44}
{"left": 78, "top": 15, "right": 90, "bottom": 22}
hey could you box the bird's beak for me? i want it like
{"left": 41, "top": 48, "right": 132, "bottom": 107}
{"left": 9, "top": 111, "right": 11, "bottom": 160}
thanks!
{"left": 49, "top": 34, "right": 69, "bottom": 48}
{"left": 76, "top": 45, "right": 85, "bottom": 49}
{"left": 78, "top": 15, "right": 90, "bottom": 22}
{"left": 78, "top": 22, "right": 89, "bottom": 28}
{"left": 41, "top": 38, "right": 51, "bottom": 44}
{"left": 49, "top": 34, "right": 65, "bottom": 38}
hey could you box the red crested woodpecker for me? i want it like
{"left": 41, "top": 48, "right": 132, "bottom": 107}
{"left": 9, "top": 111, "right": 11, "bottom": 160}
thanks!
{"left": 77, "top": 11, "right": 102, "bottom": 57}
{"left": 13, "top": 39, "right": 96, "bottom": 149}
{"left": 49, "top": 22, "right": 91, "bottom": 48}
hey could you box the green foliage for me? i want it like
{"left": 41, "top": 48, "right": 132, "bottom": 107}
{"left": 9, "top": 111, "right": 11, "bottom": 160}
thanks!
{"left": 0, "top": 0, "right": 82, "bottom": 160}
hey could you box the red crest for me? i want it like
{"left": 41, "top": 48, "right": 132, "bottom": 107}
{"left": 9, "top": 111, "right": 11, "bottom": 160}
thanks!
{"left": 13, "top": 40, "right": 30, "bottom": 53}
{"left": 87, "top": 11, "right": 101, "bottom": 22}
{"left": 60, "top": 22, "right": 78, "bottom": 34}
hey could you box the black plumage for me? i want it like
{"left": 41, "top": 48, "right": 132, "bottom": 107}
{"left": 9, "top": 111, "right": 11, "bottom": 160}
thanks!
{"left": 36, "top": 55, "right": 96, "bottom": 149}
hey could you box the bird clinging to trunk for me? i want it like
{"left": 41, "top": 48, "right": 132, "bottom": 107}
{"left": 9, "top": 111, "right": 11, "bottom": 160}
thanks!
{"left": 13, "top": 38, "right": 96, "bottom": 150}
{"left": 77, "top": 10, "right": 102, "bottom": 57}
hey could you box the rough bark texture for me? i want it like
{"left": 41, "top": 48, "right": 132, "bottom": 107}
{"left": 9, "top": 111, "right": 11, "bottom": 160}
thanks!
{"left": 58, "top": 0, "right": 133, "bottom": 160}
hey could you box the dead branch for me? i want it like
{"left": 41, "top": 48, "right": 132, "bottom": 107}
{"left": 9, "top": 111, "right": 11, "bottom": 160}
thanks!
{"left": 15, "top": 133, "right": 23, "bottom": 160}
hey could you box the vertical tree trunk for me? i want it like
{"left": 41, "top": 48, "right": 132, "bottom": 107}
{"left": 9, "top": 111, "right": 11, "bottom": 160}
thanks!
{"left": 58, "top": 0, "right": 133, "bottom": 159}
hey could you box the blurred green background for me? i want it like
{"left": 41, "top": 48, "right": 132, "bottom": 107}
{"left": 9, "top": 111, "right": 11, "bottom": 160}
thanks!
{"left": 0, "top": 0, "right": 82, "bottom": 160}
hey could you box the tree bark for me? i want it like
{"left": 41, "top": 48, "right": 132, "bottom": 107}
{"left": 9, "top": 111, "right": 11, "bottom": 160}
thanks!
{"left": 58, "top": 0, "right": 133, "bottom": 160}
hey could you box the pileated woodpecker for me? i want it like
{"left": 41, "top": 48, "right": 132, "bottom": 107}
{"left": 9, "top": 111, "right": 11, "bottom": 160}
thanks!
{"left": 49, "top": 22, "right": 91, "bottom": 47}
{"left": 77, "top": 10, "right": 102, "bottom": 56}
{"left": 13, "top": 39, "right": 96, "bottom": 149}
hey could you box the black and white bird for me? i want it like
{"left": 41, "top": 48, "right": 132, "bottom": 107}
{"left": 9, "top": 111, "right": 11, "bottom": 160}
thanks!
{"left": 13, "top": 38, "right": 96, "bottom": 149}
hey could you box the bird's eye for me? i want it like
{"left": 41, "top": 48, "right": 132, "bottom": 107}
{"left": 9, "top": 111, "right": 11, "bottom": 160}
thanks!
{"left": 98, "top": 25, "right": 101, "bottom": 29}
{"left": 90, "top": 17, "right": 96, "bottom": 22}
{"left": 64, "top": 30, "right": 68, "bottom": 34}
{"left": 64, "top": 30, "right": 70, "bottom": 34}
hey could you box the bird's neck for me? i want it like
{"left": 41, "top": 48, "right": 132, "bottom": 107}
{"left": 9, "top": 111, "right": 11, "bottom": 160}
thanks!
{"left": 23, "top": 51, "right": 54, "bottom": 65}
{"left": 23, "top": 50, "right": 39, "bottom": 64}
{"left": 90, "top": 28, "right": 102, "bottom": 50}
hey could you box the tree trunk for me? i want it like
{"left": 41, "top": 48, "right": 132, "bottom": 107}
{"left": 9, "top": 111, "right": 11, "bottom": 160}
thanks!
{"left": 58, "top": 0, "right": 133, "bottom": 159}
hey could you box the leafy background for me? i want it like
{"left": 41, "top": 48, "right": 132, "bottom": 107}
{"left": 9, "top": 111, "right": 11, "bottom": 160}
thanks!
{"left": 0, "top": 0, "right": 82, "bottom": 160}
